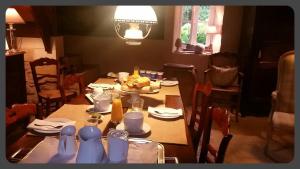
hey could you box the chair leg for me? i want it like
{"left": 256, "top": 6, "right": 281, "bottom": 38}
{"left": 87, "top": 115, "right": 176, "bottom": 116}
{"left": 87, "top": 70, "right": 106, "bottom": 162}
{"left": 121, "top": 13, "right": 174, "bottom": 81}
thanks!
{"left": 264, "top": 109, "right": 274, "bottom": 157}
{"left": 36, "top": 102, "right": 44, "bottom": 119}
{"left": 46, "top": 99, "right": 50, "bottom": 117}
{"left": 235, "top": 107, "right": 239, "bottom": 122}
{"left": 235, "top": 95, "right": 241, "bottom": 122}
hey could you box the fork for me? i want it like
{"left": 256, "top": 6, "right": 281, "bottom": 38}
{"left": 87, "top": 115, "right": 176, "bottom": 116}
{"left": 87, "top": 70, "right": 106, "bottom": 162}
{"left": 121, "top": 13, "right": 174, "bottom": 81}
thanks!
{"left": 34, "top": 124, "right": 63, "bottom": 129}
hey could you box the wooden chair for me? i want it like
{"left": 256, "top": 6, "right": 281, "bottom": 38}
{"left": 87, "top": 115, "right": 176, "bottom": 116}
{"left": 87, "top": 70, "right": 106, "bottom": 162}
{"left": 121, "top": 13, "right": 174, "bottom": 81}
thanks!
{"left": 189, "top": 82, "right": 212, "bottom": 151}
{"left": 6, "top": 104, "right": 36, "bottom": 145}
{"left": 199, "top": 106, "right": 233, "bottom": 163}
{"left": 62, "top": 73, "right": 84, "bottom": 95}
{"left": 30, "top": 58, "right": 78, "bottom": 117}
{"left": 163, "top": 63, "right": 198, "bottom": 109}
{"left": 264, "top": 50, "right": 294, "bottom": 162}
{"left": 204, "top": 52, "right": 244, "bottom": 122}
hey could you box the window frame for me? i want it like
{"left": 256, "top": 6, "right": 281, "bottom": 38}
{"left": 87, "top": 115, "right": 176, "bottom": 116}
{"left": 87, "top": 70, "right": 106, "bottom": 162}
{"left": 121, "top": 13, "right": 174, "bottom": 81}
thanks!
{"left": 174, "top": 5, "right": 224, "bottom": 54}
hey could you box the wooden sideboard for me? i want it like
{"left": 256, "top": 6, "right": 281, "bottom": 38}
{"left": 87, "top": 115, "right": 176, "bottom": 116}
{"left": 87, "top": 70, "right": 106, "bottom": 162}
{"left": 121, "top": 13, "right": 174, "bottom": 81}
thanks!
{"left": 6, "top": 51, "right": 27, "bottom": 107}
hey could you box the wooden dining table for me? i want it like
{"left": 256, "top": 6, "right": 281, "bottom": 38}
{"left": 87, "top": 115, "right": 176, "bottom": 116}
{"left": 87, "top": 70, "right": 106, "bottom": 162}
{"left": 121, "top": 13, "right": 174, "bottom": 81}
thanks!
{"left": 6, "top": 78, "right": 197, "bottom": 163}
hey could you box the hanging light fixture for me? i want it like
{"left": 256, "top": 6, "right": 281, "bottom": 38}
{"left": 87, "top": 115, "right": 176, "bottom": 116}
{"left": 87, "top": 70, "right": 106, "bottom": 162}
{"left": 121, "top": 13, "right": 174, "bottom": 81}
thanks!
{"left": 114, "top": 6, "right": 157, "bottom": 45}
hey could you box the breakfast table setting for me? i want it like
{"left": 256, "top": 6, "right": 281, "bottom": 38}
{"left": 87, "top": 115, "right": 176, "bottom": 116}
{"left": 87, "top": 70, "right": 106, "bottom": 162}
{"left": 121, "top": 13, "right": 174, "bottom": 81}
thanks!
{"left": 6, "top": 69, "right": 196, "bottom": 164}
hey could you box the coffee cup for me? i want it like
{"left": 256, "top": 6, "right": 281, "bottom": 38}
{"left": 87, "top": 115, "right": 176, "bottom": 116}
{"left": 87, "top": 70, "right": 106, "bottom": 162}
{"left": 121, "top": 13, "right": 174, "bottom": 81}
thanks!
{"left": 118, "top": 72, "right": 129, "bottom": 83}
{"left": 124, "top": 112, "right": 144, "bottom": 133}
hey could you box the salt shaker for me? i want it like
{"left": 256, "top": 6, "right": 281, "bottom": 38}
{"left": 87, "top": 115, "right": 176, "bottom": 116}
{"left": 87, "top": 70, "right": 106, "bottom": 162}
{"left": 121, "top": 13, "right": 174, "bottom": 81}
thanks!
{"left": 107, "top": 129, "right": 129, "bottom": 163}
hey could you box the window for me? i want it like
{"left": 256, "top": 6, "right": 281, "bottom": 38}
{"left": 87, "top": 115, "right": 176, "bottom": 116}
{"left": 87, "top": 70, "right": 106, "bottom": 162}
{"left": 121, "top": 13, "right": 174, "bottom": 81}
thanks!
{"left": 174, "top": 6, "right": 224, "bottom": 54}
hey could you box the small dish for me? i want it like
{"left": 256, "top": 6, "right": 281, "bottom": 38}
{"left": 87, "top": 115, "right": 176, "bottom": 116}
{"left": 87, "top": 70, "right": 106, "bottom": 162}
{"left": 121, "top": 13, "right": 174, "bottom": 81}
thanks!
{"left": 116, "top": 122, "right": 151, "bottom": 136}
{"left": 161, "top": 80, "right": 179, "bottom": 87}
{"left": 146, "top": 89, "right": 160, "bottom": 94}
{"left": 86, "top": 104, "right": 112, "bottom": 114}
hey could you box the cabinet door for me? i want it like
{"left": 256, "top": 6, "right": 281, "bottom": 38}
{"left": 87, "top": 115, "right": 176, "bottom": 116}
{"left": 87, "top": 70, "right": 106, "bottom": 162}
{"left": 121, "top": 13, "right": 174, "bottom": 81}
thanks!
{"left": 240, "top": 6, "right": 294, "bottom": 116}
{"left": 6, "top": 53, "right": 27, "bottom": 107}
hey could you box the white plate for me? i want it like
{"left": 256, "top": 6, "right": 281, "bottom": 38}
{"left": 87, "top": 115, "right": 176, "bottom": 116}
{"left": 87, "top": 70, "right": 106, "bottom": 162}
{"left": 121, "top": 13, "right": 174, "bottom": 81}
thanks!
{"left": 148, "top": 111, "right": 182, "bottom": 119}
{"left": 86, "top": 104, "right": 112, "bottom": 114}
{"left": 161, "top": 80, "right": 179, "bottom": 87}
{"left": 142, "top": 89, "right": 160, "bottom": 94}
{"left": 116, "top": 122, "right": 151, "bottom": 136}
{"left": 33, "top": 118, "right": 72, "bottom": 134}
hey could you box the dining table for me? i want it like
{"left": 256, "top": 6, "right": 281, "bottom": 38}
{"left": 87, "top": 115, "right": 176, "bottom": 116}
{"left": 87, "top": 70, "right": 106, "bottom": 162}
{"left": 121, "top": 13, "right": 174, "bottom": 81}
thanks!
{"left": 6, "top": 78, "right": 197, "bottom": 163}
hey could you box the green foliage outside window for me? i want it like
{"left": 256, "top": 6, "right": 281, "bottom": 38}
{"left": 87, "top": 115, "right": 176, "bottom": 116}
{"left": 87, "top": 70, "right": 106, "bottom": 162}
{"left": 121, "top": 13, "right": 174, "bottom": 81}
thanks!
{"left": 180, "top": 23, "right": 191, "bottom": 43}
{"left": 199, "top": 6, "right": 210, "bottom": 21}
{"left": 180, "top": 22, "right": 207, "bottom": 44}
{"left": 182, "top": 6, "right": 192, "bottom": 21}
{"left": 180, "top": 6, "right": 210, "bottom": 44}
{"left": 197, "top": 22, "right": 207, "bottom": 44}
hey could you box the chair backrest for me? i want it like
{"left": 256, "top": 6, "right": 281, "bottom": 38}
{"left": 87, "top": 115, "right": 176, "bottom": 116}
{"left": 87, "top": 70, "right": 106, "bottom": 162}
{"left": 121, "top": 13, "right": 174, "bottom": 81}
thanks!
{"left": 163, "top": 63, "right": 198, "bottom": 107}
{"left": 209, "top": 52, "right": 238, "bottom": 67}
{"left": 30, "top": 57, "right": 60, "bottom": 93}
{"left": 189, "top": 82, "right": 212, "bottom": 151}
{"left": 207, "top": 52, "right": 240, "bottom": 86}
{"left": 6, "top": 104, "right": 36, "bottom": 127}
{"left": 63, "top": 74, "right": 84, "bottom": 94}
{"left": 199, "top": 106, "right": 232, "bottom": 163}
{"left": 6, "top": 103, "right": 36, "bottom": 145}
{"left": 276, "top": 50, "right": 294, "bottom": 113}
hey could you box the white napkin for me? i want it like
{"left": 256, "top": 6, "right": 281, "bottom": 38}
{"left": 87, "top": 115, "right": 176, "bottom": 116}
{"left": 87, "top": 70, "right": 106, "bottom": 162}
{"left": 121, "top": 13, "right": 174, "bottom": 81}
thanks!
{"left": 148, "top": 106, "right": 183, "bottom": 117}
{"left": 27, "top": 119, "right": 76, "bottom": 132}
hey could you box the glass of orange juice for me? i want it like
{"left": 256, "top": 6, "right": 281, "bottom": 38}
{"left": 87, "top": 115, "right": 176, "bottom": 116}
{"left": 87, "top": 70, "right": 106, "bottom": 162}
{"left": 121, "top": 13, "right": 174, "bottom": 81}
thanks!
{"left": 111, "top": 92, "right": 123, "bottom": 124}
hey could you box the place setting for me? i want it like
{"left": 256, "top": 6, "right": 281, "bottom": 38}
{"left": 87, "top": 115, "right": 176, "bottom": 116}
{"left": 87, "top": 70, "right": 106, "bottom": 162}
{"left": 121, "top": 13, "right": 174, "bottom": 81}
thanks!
{"left": 26, "top": 118, "right": 76, "bottom": 135}
{"left": 160, "top": 80, "right": 179, "bottom": 87}
{"left": 115, "top": 97, "right": 151, "bottom": 137}
{"left": 116, "top": 112, "right": 151, "bottom": 137}
{"left": 147, "top": 106, "right": 183, "bottom": 119}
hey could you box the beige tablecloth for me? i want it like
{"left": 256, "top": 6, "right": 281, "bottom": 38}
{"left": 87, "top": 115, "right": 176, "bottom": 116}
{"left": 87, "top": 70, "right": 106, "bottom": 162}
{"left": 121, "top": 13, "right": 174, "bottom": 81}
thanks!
{"left": 48, "top": 78, "right": 188, "bottom": 145}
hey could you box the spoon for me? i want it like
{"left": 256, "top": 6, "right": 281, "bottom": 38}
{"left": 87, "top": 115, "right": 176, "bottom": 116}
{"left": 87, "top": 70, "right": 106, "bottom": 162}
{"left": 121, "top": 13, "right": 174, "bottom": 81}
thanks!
{"left": 34, "top": 124, "right": 63, "bottom": 129}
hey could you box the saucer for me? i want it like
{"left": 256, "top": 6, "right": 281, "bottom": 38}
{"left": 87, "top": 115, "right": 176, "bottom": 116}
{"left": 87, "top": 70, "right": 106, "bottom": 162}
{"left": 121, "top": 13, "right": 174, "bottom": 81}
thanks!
{"left": 86, "top": 104, "right": 112, "bottom": 114}
{"left": 161, "top": 80, "right": 179, "bottom": 87}
{"left": 116, "top": 122, "right": 151, "bottom": 136}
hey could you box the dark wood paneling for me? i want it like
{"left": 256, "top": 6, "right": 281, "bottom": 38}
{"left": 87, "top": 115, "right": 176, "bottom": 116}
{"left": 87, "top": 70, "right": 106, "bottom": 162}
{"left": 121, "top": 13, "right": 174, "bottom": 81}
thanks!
{"left": 56, "top": 6, "right": 165, "bottom": 39}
